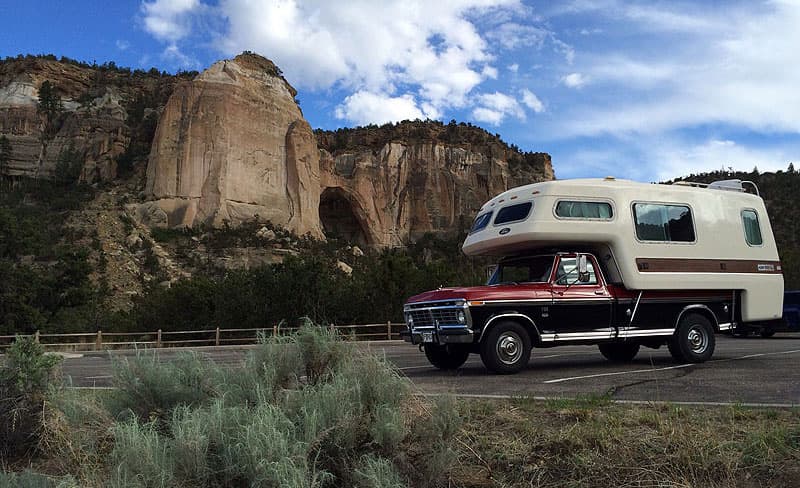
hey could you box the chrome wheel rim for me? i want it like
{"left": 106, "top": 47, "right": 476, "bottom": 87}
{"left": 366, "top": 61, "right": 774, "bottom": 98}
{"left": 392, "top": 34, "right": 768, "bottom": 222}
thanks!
{"left": 496, "top": 331, "right": 523, "bottom": 365}
{"left": 687, "top": 325, "right": 708, "bottom": 354}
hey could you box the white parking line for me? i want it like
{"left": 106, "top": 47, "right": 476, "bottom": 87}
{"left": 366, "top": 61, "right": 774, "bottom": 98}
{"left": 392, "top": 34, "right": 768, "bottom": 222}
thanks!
{"left": 543, "top": 348, "right": 800, "bottom": 384}
{"left": 418, "top": 392, "right": 799, "bottom": 408}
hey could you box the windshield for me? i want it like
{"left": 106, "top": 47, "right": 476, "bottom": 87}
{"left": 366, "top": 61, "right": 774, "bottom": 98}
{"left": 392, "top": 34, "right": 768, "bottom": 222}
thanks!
{"left": 488, "top": 255, "right": 555, "bottom": 285}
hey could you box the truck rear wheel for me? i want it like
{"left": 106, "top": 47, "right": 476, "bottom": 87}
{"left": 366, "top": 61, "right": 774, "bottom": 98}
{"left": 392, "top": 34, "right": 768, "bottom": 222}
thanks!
{"left": 598, "top": 342, "right": 640, "bottom": 362}
{"left": 480, "top": 321, "right": 531, "bottom": 374}
{"left": 424, "top": 344, "right": 470, "bottom": 370}
{"left": 668, "top": 313, "right": 715, "bottom": 363}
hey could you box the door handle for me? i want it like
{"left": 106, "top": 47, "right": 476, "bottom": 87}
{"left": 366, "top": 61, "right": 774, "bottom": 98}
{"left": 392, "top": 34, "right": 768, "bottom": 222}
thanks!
{"left": 594, "top": 290, "right": 605, "bottom": 295}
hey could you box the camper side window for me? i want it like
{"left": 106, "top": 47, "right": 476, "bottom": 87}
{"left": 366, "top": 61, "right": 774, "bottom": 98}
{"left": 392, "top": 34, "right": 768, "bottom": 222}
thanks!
{"left": 494, "top": 202, "right": 533, "bottom": 225}
{"left": 741, "top": 210, "right": 763, "bottom": 246}
{"left": 633, "top": 203, "right": 695, "bottom": 243}
{"left": 555, "top": 201, "right": 613, "bottom": 219}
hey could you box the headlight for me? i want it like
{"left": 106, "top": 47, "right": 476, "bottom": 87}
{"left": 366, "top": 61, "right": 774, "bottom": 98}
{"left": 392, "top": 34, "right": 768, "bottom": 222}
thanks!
{"left": 457, "top": 310, "right": 466, "bottom": 324}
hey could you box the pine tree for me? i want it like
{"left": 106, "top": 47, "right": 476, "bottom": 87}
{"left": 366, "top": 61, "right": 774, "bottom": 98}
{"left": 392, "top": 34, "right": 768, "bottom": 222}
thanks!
{"left": 37, "top": 81, "right": 63, "bottom": 139}
{"left": 789, "top": 162, "right": 796, "bottom": 174}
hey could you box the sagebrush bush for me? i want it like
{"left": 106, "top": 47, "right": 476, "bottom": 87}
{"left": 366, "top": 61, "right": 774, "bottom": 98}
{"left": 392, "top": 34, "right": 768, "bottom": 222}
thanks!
{"left": 8, "top": 324, "right": 461, "bottom": 487}
{"left": 0, "top": 471, "right": 77, "bottom": 488}
{"left": 106, "top": 351, "right": 217, "bottom": 425}
{"left": 0, "top": 337, "right": 61, "bottom": 459}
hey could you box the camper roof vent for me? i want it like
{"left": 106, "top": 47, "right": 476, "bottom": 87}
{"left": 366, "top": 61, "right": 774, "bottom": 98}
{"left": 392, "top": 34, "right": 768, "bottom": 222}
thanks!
{"left": 708, "top": 179, "right": 760, "bottom": 196}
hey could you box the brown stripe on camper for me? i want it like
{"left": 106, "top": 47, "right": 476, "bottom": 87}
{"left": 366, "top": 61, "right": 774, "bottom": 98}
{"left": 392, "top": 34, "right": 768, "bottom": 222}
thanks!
{"left": 635, "top": 258, "right": 782, "bottom": 274}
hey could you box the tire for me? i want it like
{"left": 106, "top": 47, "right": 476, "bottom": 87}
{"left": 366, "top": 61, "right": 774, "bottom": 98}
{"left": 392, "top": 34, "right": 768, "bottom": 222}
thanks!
{"left": 479, "top": 321, "right": 532, "bottom": 374}
{"left": 423, "top": 344, "right": 470, "bottom": 370}
{"left": 668, "top": 313, "right": 715, "bottom": 363}
{"left": 598, "top": 342, "right": 640, "bottom": 362}
{"left": 760, "top": 329, "right": 776, "bottom": 338}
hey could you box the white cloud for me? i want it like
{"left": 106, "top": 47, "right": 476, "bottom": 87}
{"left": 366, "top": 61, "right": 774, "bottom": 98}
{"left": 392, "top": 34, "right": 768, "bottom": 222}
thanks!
{"left": 562, "top": 72, "right": 587, "bottom": 88}
{"left": 116, "top": 40, "right": 131, "bottom": 51}
{"left": 650, "top": 138, "right": 792, "bottom": 182}
{"left": 472, "top": 91, "right": 525, "bottom": 125}
{"left": 208, "top": 0, "right": 522, "bottom": 123}
{"left": 486, "top": 22, "right": 547, "bottom": 50}
{"left": 520, "top": 89, "right": 544, "bottom": 113}
{"left": 335, "top": 91, "right": 433, "bottom": 126}
{"left": 507, "top": 63, "right": 519, "bottom": 73}
{"left": 162, "top": 44, "right": 199, "bottom": 69}
{"left": 551, "top": 1, "right": 800, "bottom": 138}
{"left": 141, "top": 0, "right": 200, "bottom": 42}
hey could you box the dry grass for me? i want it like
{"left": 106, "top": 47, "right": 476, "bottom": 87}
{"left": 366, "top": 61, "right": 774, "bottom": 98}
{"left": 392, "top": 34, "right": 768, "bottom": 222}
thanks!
{"left": 451, "top": 397, "right": 800, "bottom": 488}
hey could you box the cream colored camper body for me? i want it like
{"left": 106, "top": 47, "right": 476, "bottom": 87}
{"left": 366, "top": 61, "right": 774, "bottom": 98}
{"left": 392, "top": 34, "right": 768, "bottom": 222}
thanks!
{"left": 462, "top": 178, "right": 784, "bottom": 322}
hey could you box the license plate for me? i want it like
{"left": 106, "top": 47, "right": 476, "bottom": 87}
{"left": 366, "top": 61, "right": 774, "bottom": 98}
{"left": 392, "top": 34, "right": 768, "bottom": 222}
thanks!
{"left": 422, "top": 332, "right": 434, "bottom": 343}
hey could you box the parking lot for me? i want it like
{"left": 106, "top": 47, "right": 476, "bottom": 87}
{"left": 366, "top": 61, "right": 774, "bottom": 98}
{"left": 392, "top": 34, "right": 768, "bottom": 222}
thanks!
{"left": 61, "top": 334, "right": 800, "bottom": 406}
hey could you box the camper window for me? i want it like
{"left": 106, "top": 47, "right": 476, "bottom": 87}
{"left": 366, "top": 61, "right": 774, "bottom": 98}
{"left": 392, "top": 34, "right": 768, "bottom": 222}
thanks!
{"left": 741, "top": 210, "right": 763, "bottom": 246}
{"left": 470, "top": 211, "right": 493, "bottom": 233}
{"left": 494, "top": 202, "right": 533, "bottom": 225}
{"left": 555, "top": 201, "right": 613, "bottom": 219}
{"left": 633, "top": 203, "right": 695, "bottom": 242}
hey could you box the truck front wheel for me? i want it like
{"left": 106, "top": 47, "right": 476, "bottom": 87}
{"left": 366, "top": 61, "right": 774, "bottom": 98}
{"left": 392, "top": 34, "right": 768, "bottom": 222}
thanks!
{"left": 598, "top": 342, "right": 640, "bottom": 362}
{"left": 668, "top": 313, "right": 715, "bottom": 363}
{"left": 424, "top": 344, "right": 470, "bottom": 370}
{"left": 480, "top": 321, "right": 532, "bottom": 374}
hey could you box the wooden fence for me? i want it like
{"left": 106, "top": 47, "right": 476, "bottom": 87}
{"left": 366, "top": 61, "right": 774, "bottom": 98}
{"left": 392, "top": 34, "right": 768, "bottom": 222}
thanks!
{"left": 0, "top": 322, "right": 406, "bottom": 352}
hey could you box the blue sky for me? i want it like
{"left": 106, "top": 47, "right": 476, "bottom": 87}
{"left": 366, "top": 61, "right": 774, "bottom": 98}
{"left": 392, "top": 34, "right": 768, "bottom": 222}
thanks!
{"left": 2, "top": 0, "right": 799, "bottom": 182}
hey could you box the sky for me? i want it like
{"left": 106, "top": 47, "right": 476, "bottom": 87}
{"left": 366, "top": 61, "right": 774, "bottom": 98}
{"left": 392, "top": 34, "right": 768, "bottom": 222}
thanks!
{"left": 2, "top": 0, "right": 799, "bottom": 182}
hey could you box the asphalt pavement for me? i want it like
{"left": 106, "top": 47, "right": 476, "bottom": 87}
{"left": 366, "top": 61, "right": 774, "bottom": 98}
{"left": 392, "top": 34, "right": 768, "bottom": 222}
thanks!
{"left": 57, "top": 334, "right": 800, "bottom": 406}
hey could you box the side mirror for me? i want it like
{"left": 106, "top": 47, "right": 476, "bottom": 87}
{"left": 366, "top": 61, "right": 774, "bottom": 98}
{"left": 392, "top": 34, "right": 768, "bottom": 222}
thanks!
{"left": 578, "top": 255, "right": 590, "bottom": 282}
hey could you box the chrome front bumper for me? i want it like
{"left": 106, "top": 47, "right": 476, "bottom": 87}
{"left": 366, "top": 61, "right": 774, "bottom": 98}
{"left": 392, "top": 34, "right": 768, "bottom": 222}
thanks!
{"left": 401, "top": 300, "right": 474, "bottom": 345}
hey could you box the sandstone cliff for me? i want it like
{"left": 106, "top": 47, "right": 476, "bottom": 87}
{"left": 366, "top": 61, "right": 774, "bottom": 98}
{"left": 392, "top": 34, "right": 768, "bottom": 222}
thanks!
{"left": 144, "top": 53, "right": 324, "bottom": 237}
{"left": 316, "top": 121, "right": 553, "bottom": 247}
{"left": 0, "top": 55, "right": 186, "bottom": 182}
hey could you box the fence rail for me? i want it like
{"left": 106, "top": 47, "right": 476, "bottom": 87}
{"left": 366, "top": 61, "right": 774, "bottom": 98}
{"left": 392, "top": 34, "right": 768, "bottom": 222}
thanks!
{"left": 0, "top": 322, "right": 406, "bottom": 352}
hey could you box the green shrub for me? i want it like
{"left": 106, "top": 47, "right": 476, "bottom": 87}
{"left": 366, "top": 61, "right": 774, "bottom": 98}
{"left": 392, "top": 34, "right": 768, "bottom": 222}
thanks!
{"left": 0, "top": 337, "right": 61, "bottom": 459}
{"left": 354, "top": 455, "right": 406, "bottom": 488}
{"left": 110, "top": 419, "right": 176, "bottom": 488}
{"left": 106, "top": 351, "right": 216, "bottom": 425}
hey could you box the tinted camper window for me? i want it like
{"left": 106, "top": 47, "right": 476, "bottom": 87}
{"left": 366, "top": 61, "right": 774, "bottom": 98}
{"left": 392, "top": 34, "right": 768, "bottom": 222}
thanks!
{"left": 633, "top": 203, "right": 695, "bottom": 242}
{"left": 555, "top": 201, "right": 613, "bottom": 219}
{"left": 742, "top": 210, "right": 763, "bottom": 246}
{"left": 470, "top": 212, "right": 493, "bottom": 233}
{"left": 494, "top": 202, "right": 533, "bottom": 225}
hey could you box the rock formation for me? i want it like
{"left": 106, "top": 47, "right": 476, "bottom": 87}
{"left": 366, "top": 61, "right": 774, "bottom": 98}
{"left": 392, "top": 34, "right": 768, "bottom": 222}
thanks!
{"left": 144, "top": 53, "right": 324, "bottom": 237}
{"left": 1, "top": 54, "right": 555, "bottom": 249}
{"left": 316, "top": 121, "right": 553, "bottom": 247}
{"left": 0, "top": 56, "right": 184, "bottom": 182}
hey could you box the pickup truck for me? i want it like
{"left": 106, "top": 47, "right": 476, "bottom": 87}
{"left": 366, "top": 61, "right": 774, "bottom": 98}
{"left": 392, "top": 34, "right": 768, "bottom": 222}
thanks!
{"left": 402, "top": 251, "right": 736, "bottom": 373}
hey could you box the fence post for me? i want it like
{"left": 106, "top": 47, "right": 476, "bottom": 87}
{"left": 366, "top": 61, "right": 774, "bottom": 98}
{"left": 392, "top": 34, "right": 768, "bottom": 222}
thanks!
{"left": 95, "top": 330, "right": 103, "bottom": 350}
{"left": 387, "top": 321, "right": 391, "bottom": 340}
{"left": 330, "top": 323, "right": 335, "bottom": 334}
{"left": 273, "top": 325, "right": 277, "bottom": 337}
{"left": 156, "top": 329, "right": 162, "bottom": 348}
{"left": 34, "top": 330, "right": 40, "bottom": 344}
{"left": 215, "top": 327, "right": 220, "bottom": 347}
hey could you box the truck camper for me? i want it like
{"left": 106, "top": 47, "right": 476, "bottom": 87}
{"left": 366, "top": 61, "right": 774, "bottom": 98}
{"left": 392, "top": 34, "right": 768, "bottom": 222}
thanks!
{"left": 402, "top": 177, "right": 784, "bottom": 373}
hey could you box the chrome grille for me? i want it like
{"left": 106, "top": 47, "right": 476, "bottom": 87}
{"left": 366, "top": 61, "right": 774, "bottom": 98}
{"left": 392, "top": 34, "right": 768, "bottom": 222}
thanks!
{"left": 409, "top": 308, "right": 460, "bottom": 329}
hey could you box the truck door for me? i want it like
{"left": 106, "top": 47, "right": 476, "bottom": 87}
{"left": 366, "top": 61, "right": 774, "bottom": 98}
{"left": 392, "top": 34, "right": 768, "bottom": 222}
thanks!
{"left": 548, "top": 254, "right": 613, "bottom": 339}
